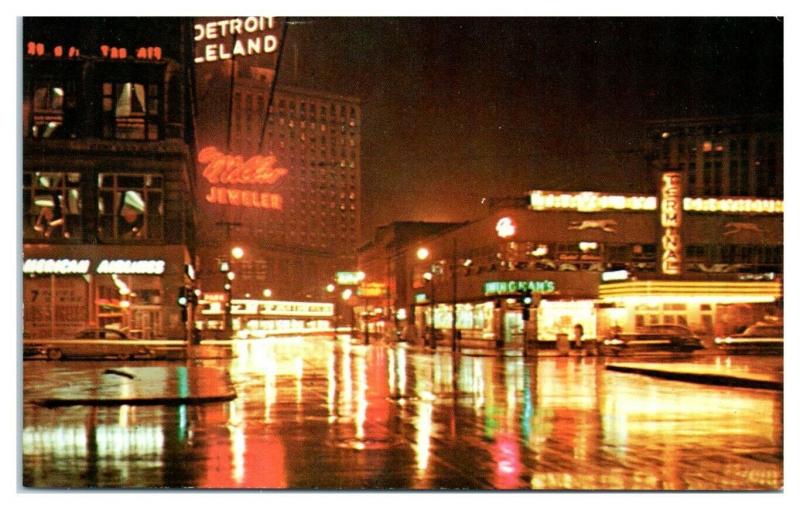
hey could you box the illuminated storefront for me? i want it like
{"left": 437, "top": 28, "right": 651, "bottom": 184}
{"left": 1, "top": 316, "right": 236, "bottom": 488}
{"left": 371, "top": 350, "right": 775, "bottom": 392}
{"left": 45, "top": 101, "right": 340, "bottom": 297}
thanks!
{"left": 598, "top": 279, "right": 783, "bottom": 337}
{"left": 359, "top": 186, "right": 782, "bottom": 348}
{"left": 197, "top": 298, "right": 334, "bottom": 337}
{"left": 22, "top": 250, "right": 186, "bottom": 339}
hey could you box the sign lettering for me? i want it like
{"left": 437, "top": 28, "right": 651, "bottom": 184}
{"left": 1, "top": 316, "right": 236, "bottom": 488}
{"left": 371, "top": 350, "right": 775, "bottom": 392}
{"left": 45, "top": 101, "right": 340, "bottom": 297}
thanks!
{"left": 96, "top": 259, "right": 165, "bottom": 275}
{"left": 23, "top": 258, "right": 90, "bottom": 275}
{"left": 483, "top": 280, "right": 556, "bottom": 296}
{"left": 660, "top": 172, "right": 682, "bottom": 275}
{"left": 194, "top": 17, "right": 279, "bottom": 64}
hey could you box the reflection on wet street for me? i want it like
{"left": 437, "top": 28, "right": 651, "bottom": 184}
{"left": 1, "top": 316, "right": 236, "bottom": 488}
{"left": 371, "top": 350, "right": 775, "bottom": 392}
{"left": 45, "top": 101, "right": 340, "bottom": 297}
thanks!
{"left": 22, "top": 337, "right": 783, "bottom": 489}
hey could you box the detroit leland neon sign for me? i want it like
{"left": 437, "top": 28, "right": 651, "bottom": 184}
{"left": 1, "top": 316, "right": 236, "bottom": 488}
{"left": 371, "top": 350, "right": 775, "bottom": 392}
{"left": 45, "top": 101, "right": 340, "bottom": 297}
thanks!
{"left": 660, "top": 172, "right": 682, "bottom": 275}
{"left": 199, "top": 146, "right": 287, "bottom": 210}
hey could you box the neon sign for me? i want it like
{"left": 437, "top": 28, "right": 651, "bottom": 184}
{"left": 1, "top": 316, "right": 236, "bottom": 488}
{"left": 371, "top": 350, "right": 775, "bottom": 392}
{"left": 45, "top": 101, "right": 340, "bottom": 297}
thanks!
{"left": 218, "top": 299, "right": 334, "bottom": 317}
{"left": 660, "top": 172, "right": 682, "bottom": 275}
{"left": 198, "top": 146, "right": 287, "bottom": 211}
{"left": 23, "top": 258, "right": 90, "bottom": 275}
{"left": 336, "top": 271, "right": 365, "bottom": 285}
{"left": 483, "top": 280, "right": 556, "bottom": 296}
{"left": 529, "top": 190, "right": 656, "bottom": 212}
{"left": 194, "top": 17, "right": 279, "bottom": 64}
{"left": 495, "top": 217, "right": 516, "bottom": 238}
{"left": 683, "top": 197, "right": 783, "bottom": 214}
{"left": 96, "top": 259, "right": 165, "bottom": 275}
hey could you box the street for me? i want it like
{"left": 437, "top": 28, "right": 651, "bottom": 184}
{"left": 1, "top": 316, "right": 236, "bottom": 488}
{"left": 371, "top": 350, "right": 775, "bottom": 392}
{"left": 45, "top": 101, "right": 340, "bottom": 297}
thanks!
{"left": 22, "top": 336, "right": 783, "bottom": 490}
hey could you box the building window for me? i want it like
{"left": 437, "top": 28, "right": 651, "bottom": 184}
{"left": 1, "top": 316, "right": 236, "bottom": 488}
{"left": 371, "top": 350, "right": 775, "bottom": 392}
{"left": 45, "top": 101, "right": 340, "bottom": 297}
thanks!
{"left": 28, "top": 81, "right": 75, "bottom": 139}
{"left": 101, "top": 82, "right": 160, "bottom": 140}
{"left": 23, "top": 172, "right": 81, "bottom": 240}
{"left": 98, "top": 173, "right": 163, "bottom": 241}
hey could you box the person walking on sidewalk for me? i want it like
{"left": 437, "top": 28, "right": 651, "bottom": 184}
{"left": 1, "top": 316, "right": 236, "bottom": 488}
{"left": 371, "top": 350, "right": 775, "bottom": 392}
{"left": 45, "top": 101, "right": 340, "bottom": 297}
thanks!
{"left": 573, "top": 323, "right": 584, "bottom": 355}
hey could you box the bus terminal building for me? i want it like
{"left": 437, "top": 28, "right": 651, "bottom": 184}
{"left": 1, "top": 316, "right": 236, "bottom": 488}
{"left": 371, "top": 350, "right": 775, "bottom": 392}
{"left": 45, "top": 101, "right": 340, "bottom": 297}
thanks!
{"left": 356, "top": 184, "right": 783, "bottom": 348}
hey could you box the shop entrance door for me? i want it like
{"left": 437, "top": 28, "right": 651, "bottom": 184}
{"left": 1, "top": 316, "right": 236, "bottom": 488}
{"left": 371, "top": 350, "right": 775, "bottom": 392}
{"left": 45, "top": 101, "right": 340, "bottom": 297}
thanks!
{"left": 131, "top": 306, "right": 162, "bottom": 339}
{"left": 504, "top": 310, "right": 523, "bottom": 347}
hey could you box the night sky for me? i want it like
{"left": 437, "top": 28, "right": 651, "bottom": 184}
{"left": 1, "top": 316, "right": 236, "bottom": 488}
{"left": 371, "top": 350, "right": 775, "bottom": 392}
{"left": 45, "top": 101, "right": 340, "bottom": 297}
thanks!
{"left": 277, "top": 17, "right": 783, "bottom": 241}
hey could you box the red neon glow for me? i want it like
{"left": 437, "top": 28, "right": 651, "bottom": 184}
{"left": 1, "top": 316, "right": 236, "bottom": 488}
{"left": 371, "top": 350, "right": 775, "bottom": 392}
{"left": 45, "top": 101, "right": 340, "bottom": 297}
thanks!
{"left": 100, "top": 45, "right": 128, "bottom": 59}
{"left": 199, "top": 146, "right": 288, "bottom": 186}
{"left": 205, "top": 187, "right": 283, "bottom": 210}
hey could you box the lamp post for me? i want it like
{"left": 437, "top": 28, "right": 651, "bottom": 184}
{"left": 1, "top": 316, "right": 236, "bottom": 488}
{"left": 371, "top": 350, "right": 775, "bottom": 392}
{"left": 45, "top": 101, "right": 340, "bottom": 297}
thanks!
{"left": 342, "top": 288, "right": 354, "bottom": 337}
{"left": 416, "top": 247, "right": 431, "bottom": 348}
{"left": 326, "top": 283, "right": 338, "bottom": 337}
{"left": 219, "top": 246, "right": 244, "bottom": 336}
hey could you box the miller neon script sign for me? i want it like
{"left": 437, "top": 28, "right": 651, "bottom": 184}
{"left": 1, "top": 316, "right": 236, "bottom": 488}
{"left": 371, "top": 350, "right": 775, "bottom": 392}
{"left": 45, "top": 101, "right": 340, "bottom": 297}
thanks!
{"left": 660, "top": 172, "right": 682, "bottom": 275}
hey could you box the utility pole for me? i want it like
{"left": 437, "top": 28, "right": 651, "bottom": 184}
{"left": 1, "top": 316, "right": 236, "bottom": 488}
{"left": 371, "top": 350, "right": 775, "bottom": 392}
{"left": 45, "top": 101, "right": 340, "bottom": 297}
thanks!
{"left": 451, "top": 238, "right": 458, "bottom": 352}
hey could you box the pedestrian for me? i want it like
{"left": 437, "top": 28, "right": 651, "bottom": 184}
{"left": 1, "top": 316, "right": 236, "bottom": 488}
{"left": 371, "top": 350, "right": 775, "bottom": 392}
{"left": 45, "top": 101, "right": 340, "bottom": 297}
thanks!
{"left": 573, "top": 323, "right": 584, "bottom": 354}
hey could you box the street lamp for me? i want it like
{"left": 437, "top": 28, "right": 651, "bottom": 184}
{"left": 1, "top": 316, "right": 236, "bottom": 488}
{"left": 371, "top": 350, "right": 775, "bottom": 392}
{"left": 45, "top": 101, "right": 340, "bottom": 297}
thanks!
{"left": 423, "top": 270, "right": 435, "bottom": 349}
{"left": 263, "top": 288, "right": 273, "bottom": 298}
{"left": 231, "top": 246, "right": 244, "bottom": 260}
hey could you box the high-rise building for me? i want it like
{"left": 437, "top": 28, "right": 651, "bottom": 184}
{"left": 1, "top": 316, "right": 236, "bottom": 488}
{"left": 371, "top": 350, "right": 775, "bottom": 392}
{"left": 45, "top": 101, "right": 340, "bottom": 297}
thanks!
{"left": 21, "top": 18, "right": 197, "bottom": 339}
{"left": 195, "top": 65, "right": 362, "bottom": 301}
{"left": 645, "top": 114, "right": 782, "bottom": 198}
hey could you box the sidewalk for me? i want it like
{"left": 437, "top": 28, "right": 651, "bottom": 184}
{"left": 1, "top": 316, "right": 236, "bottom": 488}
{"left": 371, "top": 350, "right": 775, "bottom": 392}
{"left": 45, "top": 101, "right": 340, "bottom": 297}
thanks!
{"left": 605, "top": 362, "right": 782, "bottom": 390}
{"left": 31, "top": 366, "right": 237, "bottom": 408}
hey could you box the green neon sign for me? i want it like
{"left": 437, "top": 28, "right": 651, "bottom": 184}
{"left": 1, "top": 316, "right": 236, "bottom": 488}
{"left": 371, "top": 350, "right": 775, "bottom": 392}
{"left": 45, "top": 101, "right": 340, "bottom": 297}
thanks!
{"left": 483, "top": 280, "right": 556, "bottom": 296}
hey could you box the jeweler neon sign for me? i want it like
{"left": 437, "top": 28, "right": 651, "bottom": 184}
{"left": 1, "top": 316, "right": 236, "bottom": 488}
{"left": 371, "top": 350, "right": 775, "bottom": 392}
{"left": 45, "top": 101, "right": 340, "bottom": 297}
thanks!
{"left": 198, "top": 146, "right": 287, "bottom": 211}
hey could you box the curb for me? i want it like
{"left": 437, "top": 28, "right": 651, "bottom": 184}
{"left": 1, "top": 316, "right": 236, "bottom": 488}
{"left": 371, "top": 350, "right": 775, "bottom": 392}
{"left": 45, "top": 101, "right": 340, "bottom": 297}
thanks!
{"left": 33, "top": 392, "right": 238, "bottom": 408}
{"left": 605, "top": 364, "right": 782, "bottom": 391}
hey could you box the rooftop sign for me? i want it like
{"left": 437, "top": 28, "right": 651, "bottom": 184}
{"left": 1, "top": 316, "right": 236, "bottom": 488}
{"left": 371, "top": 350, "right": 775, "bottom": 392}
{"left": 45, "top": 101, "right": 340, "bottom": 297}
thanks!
{"left": 194, "top": 17, "right": 279, "bottom": 64}
{"left": 528, "top": 190, "right": 783, "bottom": 215}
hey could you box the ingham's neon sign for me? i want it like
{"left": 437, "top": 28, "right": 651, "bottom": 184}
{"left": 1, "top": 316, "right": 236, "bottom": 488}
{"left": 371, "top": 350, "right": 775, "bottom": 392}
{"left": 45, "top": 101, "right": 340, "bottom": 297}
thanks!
{"left": 660, "top": 172, "right": 682, "bottom": 276}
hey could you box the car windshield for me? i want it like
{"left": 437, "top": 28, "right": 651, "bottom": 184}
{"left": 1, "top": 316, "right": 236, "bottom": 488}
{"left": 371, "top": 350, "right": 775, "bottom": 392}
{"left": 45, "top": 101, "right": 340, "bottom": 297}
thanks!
{"left": 743, "top": 325, "right": 783, "bottom": 337}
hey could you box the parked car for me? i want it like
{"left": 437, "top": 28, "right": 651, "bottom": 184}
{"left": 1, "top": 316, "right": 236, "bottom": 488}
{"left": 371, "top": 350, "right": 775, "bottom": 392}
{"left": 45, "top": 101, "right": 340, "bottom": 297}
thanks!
{"left": 714, "top": 323, "right": 783, "bottom": 352}
{"left": 75, "top": 328, "right": 129, "bottom": 340}
{"left": 35, "top": 328, "right": 154, "bottom": 360}
{"left": 600, "top": 324, "right": 704, "bottom": 356}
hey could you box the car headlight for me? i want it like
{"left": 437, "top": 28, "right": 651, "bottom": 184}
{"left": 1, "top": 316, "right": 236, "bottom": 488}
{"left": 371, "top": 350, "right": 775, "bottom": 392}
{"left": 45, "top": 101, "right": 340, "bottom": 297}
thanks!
{"left": 714, "top": 337, "right": 730, "bottom": 344}
{"left": 603, "top": 339, "right": 624, "bottom": 346}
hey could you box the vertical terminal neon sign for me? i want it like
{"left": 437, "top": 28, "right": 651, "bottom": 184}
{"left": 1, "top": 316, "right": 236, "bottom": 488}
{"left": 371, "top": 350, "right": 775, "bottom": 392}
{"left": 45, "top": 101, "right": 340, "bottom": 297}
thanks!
{"left": 660, "top": 172, "right": 682, "bottom": 275}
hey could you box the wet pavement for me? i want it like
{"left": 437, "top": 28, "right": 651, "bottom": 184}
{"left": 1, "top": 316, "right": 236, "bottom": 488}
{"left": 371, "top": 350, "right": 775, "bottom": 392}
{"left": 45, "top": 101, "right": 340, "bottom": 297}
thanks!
{"left": 21, "top": 336, "right": 783, "bottom": 490}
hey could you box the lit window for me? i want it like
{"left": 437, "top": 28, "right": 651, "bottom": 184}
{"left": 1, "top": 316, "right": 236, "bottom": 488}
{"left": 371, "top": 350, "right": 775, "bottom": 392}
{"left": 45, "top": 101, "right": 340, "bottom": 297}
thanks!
{"left": 98, "top": 173, "right": 163, "bottom": 241}
{"left": 29, "top": 82, "right": 72, "bottom": 139}
{"left": 23, "top": 172, "right": 81, "bottom": 239}
{"left": 102, "top": 81, "right": 160, "bottom": 140}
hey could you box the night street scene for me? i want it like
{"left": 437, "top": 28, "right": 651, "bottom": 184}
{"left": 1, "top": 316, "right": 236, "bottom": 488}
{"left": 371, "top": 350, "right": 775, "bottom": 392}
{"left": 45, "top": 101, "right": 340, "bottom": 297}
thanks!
{"left": 18, "top": 14, "right": 787, "bottom": 494}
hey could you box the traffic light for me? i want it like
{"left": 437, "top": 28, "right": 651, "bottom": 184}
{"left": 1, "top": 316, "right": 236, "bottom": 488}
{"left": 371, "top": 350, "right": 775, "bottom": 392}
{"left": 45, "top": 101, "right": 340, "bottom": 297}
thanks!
{"left": 177, "top": 286, "right": 188, "bottom": 307}
{"left": 521, "top": 290, "right": 532, "bottom": 321}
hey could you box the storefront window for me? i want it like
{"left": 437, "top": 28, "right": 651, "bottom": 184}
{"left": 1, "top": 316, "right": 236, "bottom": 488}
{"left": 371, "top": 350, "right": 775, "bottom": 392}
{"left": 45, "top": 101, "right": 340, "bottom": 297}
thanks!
{"left": 23, "top": 275, "right": 88, "bottom": 339}
{"left": 96, "top": 274, "right": 163, "bottom": 338}
{"left": 634, "top": 303, "right": 688, "bottom": 329}
{"left": 98, "top": 173, "right": 163, "bottom": 241}
{"left": 23, "top": 172, "right": 81, "bottom": 240}
{"left": 537, "top": 300, "right": 596, "bottom": 340}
